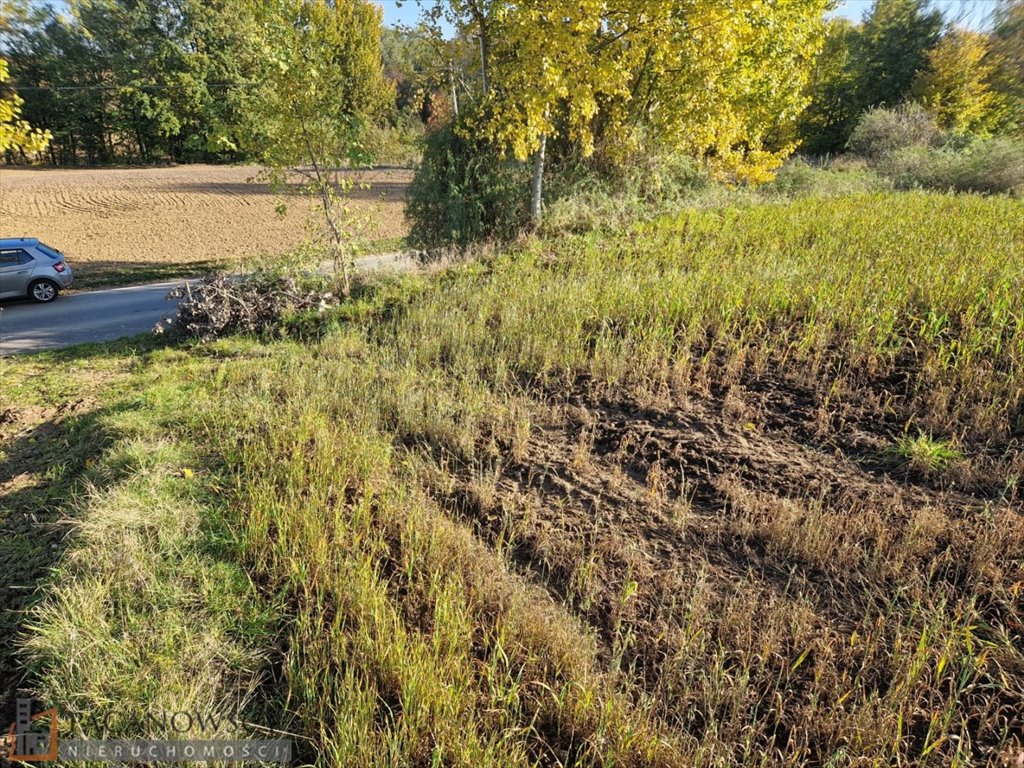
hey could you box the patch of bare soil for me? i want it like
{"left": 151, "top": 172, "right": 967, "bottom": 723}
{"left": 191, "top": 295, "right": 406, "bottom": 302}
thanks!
{"left": 0, "top": 165, "right": 411, "bottom": 286}
{"left": 426, "top": 373, "right": 1024, "bottom": 764}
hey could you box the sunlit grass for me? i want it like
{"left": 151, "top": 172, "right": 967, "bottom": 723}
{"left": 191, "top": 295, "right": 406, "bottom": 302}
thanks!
{"left": 886, "top": 433, "right": 964, "bottom": 472}
{"left": 391, "top": 191, "right": 1024, "bottom": 444}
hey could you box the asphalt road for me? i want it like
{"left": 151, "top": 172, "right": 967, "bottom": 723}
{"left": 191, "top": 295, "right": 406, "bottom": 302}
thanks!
{"left": 0, "top": 280, "right": 182, "bottom": 355}
{"left": 0, "top": 253, "right": 415, "bottom": 355}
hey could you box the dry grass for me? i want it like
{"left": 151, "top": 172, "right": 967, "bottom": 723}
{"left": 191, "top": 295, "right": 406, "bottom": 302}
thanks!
{"left": 0, "top": 165, "right": 411, "bottom": 288}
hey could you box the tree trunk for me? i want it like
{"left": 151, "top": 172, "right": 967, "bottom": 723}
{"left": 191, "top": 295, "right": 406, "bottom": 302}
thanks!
{"left": 530, "top": 133, "right": 547, "bottom": 225}
{"left": 449, "top": 60, "right": 459, "bottom": 116}
{"left": 479, "top": 32, "right": 490, "bottom": 96}
{"left": 469, "top": 1, "right": 490, "bottom": 96}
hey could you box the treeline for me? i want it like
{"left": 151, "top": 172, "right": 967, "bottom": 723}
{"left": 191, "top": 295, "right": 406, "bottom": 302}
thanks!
{"left": 799, "top": 0, "right": 1024, "bottom": 154}
{"left": 1, "top": 0, "right": 440, "bottom": 166}
{"left": 1, "top": 0, "right": 264, "bottom": 164}
{"left": 1, "top": 0, "right": 1022, "bottom": 168}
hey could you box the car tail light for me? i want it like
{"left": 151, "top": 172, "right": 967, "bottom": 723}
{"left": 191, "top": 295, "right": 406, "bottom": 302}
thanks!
{"left": 52, "top": 261, "right": 66, "bottom": 273}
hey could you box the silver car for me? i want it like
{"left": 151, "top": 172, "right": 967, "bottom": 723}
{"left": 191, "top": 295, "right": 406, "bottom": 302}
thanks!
{"left": 0, "top": 238, "right": 75, "bottom": 303}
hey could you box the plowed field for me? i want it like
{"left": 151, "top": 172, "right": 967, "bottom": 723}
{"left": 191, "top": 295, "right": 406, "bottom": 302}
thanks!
{"left": 0, "top": 165, "right": 411, "bottom": 287}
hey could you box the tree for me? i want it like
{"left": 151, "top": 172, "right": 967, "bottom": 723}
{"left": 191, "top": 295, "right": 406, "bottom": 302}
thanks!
{"left": 238, "top": 0, "right": 390, "bottom": 295}
{"left": 913, "top": 29, "right": 1001, "bottom": 135}
{"left": 3, "top": 0, "right": 257, "bottom": 164}
{"left": 484, "top": 0, "right": 829, "bottom": 219}
{"left": 852, "top": 0, "right": 943, "bottom": 111}
{"left": 988, "top": 0, "right": 1024, "bottom": 135}
{"left": 797, "top": 18, "right": 863, "bottom": 154}
{"left": 0, "top": 57, "right": 50, "bottom": 158}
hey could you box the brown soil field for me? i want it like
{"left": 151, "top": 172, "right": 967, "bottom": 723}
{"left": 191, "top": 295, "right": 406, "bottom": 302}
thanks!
{"left": 434, "top": 368, "right": 1024, "bottom": 764}
{"left": 0, "top": 165, "right": 411, "bottom": 288}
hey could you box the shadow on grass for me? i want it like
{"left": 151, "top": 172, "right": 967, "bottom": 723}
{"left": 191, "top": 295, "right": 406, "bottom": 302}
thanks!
{"left": 0, "top": 334, "right": 192, "bottom": 712}
{"left": 0, "top": 402, "right": 129, "bottom": 714}
{"left": 70, "top": 260, "right": 224, "bottom": 291}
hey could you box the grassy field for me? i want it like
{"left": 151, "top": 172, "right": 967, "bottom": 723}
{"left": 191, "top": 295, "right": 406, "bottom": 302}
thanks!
{"left": 0, "top": 165, "right": 412, "bottom": 289}
{"left": 2, "top": 191, "right": 1022, "bottom": 766}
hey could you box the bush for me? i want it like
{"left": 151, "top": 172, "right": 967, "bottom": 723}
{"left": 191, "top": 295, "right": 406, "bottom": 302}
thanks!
{"left": 543, "top": 151, "right": 711, "bottom": 234}
{"left": 763, "top": 157, "right": 888, "bottom": 197}
{"left": 406, "top": 122, "right": 529, "bottom": 250}
{"left": 880, "top": 137, "right": 1024, "bottom": 195}
{"left": 847, "top": 104, "right": 942, "bottom": 159}
{"left": 363, "top": 121, "right": 423, "bottom": 168}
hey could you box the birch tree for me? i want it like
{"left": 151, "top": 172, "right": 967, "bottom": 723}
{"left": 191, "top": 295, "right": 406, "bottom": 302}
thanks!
{"left": 240, "top": 0, "right": 390, "bottom": 295}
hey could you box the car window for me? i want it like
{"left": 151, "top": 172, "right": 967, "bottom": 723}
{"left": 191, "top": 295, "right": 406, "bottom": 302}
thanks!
{"left": 0, "top": 249, "right": 34, "bottom": 266}
{"left": 36, "top": 243, "right": 64, "bottom": 260}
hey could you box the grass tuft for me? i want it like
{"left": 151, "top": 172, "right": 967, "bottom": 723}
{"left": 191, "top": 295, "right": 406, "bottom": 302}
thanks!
{"left": 886, "top": 433, "right": 964, "bottom": 473}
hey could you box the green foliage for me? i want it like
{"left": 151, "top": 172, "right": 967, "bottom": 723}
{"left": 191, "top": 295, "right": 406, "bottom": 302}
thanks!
{"left": 797, "top": 18, "right": 862, "bottom": 154}
{"left": 240, "top": 0, "right": 389, "bottom": 167}
{"left": 879, "top": 136, "right": 1024, "bottom": 194}
{"left": 541, "top": 151, "right": 711, "bottom": 234}
{"left": 989, "top": 0, "right": 1024, "bottom": 136}
{"left": 762, "top": 157, "right": 888, "bottom": 197}
{"left": 844, "top": 104, "right": 1024, "bottom": 194}
{"left": 363, "top": 120, "right": 423, "bottom": 167}
{"left": 913, "top": 29, "right": 1003, "bottom": 136}
{"left": 380, "top": 25, "right": 442, "bottom": 121}
{"left": 852, "top": 0, "right": 943, "bottom": 111}
{"left": 798, "top": 0, "right": 957, "bottom": 154}
{"left": 238, "top": 0, "right": 391, "bottom": 294}
{"left": 4, "top": 0, "right": 258, "bottom": 164}
{"left": 406, "top": 122, "right": 529, "bottom": 250}
{"left": 847, "top": 103, "right": 941, "bottom": 159}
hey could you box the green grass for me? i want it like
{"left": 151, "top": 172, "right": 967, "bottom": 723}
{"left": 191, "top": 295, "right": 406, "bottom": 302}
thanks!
{"left": 4, "top": 190, "right": 1023, "bottom": 767}
{"left": 0, "top": 340, "right": 276, "bottom": 737}
{"left": 69, "top": 260, "right": 225, "bottom": 291}
{"left": 410, "top": 191, "right": 1024, "bottom": 444}
{"left": 886, "top": 434, "right": 964, "bottom": 472}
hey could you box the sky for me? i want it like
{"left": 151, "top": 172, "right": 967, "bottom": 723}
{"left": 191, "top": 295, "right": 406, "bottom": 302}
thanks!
{"left": 374, "top": 0, "right": 1000, "bottom": 31}
{"left": 26, "top": 0, "right": 1002, "bottom": 34}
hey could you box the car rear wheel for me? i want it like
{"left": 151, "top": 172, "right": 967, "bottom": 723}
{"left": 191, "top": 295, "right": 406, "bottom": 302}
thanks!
{"left": 29, "top": 279, "right": 58, "bottom": 303}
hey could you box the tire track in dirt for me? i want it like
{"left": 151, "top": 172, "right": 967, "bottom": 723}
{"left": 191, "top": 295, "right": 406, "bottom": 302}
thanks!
{"left": 421, "top": 373, "right": 1024, "bottom": 764}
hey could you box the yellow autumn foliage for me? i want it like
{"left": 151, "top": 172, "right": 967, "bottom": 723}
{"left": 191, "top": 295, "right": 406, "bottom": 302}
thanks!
{"left": 471, "top": 0, "right": 827, "bottom": 182}
{"left": 0, "top": 58, "right": 51, "bottom": 156}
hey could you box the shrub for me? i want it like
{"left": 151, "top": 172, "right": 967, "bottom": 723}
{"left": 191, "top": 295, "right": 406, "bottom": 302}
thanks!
{"left": 406, "top": 122, "right": 529, "bottom": 250}
{"left": 543, "top": 152, "right": 711, "bottom": 234}
{"left": 847, "top": 104, "right": 942, "bottom": 159}
{"left": 947, "top": 137, "right": 1024, "bottom": 194}
{"left": 363, "top": 121, "right": 423, "bottom": 167}
{"left": 764, "top": 157, "right": 888, "bottom": 197}
{"left": 880, "top": 136, "right": 1024, "bottom": 195}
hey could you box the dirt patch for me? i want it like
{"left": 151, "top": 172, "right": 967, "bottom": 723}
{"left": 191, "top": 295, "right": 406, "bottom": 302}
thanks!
{"left": 0, "top": 165, "right": 411, "bottom": 287}
{"left": 423, "top": 373, "right": 1024, "bottom": 764}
